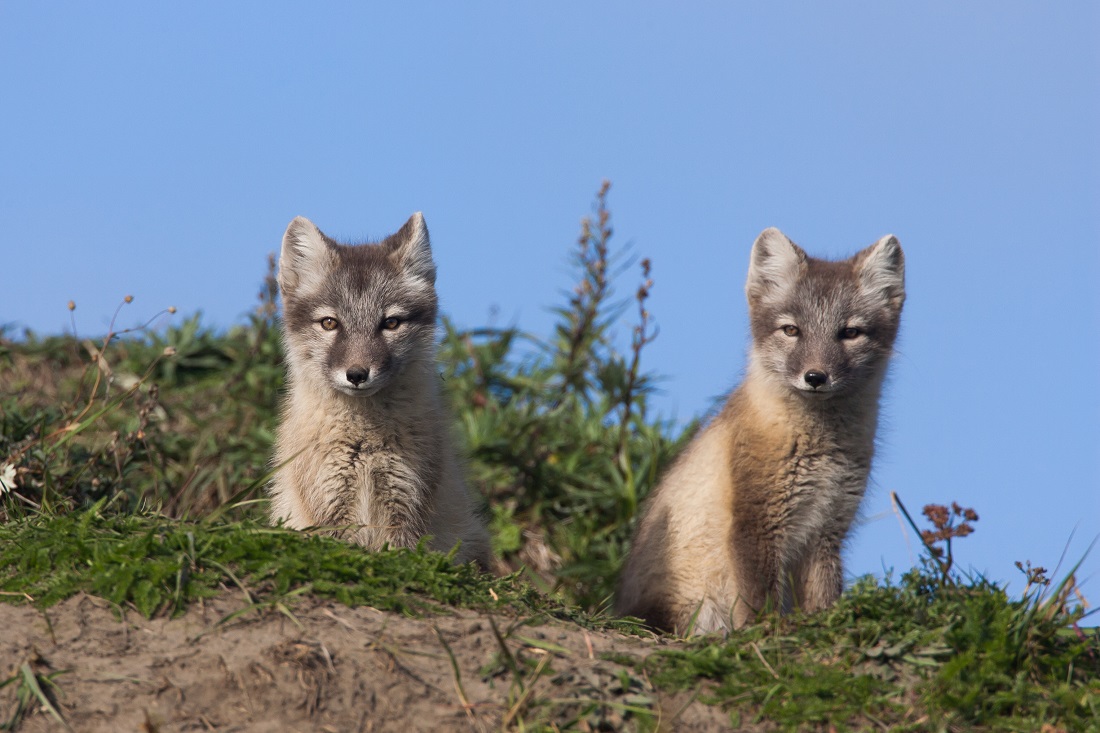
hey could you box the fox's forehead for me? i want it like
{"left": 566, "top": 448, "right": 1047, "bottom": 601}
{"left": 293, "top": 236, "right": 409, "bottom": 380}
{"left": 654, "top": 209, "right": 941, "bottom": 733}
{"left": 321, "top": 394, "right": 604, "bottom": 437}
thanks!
{"left": 789, "top": 274, "right": 860, "bottom": 315}
{"left": 771, "top": 293, "right": 864, "bottom": 328}
{"left": 282, "top": 256, "right": 437, "bottom": 328}
{"left": 803, "top": 256, "right": 861, "bottom": 289}
{"left": 331, "top": 240, "right": 398, "bottom": 274}
{"left": 752, "top": 270, "right": 883, "bottom": 331}
{"left": 769, "top": 263, "right": 859, "bottom": 312}
{"left": 323, "top": 269, "right": 434, "bottom": 312}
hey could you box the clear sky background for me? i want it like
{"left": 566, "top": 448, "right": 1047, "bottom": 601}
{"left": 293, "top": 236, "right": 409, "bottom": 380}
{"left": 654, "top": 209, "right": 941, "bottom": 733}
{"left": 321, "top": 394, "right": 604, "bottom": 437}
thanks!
{"left": 2, "top": 3, "right": 1098, "bottom": 609}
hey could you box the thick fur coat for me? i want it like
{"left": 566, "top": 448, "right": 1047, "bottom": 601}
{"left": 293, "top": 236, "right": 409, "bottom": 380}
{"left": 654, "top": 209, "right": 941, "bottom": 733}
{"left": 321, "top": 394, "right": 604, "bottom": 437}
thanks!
{"left": 268, "top": 214, "right": 491, "bottom": 568}
{"left": 616, "top": 228, "right": 905, "bottom": 633}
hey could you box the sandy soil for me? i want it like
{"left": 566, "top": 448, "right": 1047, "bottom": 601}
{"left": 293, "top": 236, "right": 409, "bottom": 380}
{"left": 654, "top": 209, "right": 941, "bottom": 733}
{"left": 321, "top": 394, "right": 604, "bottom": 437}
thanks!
{"left": 1, "top": 593, "right": 730, "bottom": 732}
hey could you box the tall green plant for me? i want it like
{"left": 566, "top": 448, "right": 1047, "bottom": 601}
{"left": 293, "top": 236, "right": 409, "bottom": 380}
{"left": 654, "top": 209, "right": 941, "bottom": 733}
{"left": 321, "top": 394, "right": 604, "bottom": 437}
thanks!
{"left": 440, "top": 182, "right": 685, "bottom": 608}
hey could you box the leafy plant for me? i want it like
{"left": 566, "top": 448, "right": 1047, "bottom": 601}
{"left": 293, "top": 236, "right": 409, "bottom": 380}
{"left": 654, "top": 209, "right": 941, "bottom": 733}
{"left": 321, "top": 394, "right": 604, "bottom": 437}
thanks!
{"left": 439, "top": 181, "right": 684, "bottom": 607}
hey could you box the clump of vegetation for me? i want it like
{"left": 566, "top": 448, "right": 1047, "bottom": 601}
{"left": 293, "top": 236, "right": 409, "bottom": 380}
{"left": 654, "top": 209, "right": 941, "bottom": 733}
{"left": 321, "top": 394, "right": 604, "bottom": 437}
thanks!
{"left": 0, "top": 262, "right": 283, "bottom": 520}
{"left": 635, "top": 499, "right": 1098, "bottom": 730}
{"left": 0, "top": 658, "right": 68, "bottom": 732}
{"left": 0, "top": 502, "right": 626, "bottom": 629}
{"left": 440, "top": 181, "right": 683, "bottom": 606}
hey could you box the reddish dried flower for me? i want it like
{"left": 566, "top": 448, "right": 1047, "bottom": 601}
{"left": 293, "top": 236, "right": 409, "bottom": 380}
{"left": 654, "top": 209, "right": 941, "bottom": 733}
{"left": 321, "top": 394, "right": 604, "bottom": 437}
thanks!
{"left": 923, "top": 504, "right": 949, "bottom": 529}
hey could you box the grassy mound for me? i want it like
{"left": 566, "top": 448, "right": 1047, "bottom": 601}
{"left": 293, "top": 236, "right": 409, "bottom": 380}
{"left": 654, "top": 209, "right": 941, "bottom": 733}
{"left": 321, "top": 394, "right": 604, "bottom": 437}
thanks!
{"left": 1, "top": 183, "right": 1095, "bottom": 730}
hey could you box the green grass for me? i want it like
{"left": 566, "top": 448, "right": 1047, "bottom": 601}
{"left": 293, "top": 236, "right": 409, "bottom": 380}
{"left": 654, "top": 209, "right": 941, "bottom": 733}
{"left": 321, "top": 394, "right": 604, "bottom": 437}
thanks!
{"left": 0, "top": 504, "right": 632, "bottom": 631}
{"left": 1, "top": 182, "right": 1096, "bottom": 731}
{"left": 1, "top": 506, "right": 1094, "bottom": 731}
{"left": 634, "top": 573, "right": 1099, "bottom": 731}
{"left": 0, "top": 660, "right": 69, "bottom": 732}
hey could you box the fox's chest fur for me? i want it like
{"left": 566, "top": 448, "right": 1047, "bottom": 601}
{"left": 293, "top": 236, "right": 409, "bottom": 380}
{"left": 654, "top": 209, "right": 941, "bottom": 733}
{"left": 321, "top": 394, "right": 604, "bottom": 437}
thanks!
{"left": 268, "top": 379, "right": 491, "bottom": 565}
{"left": 616, "top": 381, "right": 878, "bottom": 633}
{"left": 733, "top": 387, "right": 875, "bottom": 565}
{"left": 275, "top": 390, "right": 439, "bottom": 540}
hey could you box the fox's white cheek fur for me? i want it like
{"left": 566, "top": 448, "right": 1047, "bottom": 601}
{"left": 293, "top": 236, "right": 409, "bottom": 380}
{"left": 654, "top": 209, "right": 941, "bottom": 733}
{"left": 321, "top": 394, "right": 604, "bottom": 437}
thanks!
{"left": 285, "top": 339, "right": 326, "bottom": 387}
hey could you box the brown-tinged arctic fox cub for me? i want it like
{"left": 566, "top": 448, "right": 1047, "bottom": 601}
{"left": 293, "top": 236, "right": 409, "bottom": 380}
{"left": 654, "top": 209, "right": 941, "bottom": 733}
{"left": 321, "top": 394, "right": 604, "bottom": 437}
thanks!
{"left": 616, "top": 228, "right": 905, "bottom": 633}
{"left": 268, "top": 213, "right": 491, "bottom": 568}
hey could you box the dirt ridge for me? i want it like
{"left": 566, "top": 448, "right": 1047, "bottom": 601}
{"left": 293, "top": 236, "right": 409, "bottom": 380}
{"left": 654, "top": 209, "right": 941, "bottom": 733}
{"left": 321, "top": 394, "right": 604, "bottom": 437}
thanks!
{"left": 1, "top": 593, "right": 728, "bottom": 732}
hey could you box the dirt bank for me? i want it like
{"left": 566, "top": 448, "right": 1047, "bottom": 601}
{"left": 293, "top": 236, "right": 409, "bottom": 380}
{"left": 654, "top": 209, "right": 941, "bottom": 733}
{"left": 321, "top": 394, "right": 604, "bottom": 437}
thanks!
{"left": 1, "top": 593, "right": 730, "bottom": 732}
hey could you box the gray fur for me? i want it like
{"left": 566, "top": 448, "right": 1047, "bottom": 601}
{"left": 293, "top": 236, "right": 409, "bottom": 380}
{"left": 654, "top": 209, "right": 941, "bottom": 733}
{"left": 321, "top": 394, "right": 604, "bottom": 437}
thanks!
{"left": 268, "top": 214, "right": 491, "bottom": 568}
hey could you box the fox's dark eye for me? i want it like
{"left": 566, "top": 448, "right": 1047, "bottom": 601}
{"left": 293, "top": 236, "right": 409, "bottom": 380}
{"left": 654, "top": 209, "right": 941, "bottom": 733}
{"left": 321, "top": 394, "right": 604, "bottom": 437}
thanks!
{"left": 382, "top": 316, "right": 401, "bottom": 331}
{"left": 840, "top": 327, "right": 862, "bottom": 340}
{"left": 781, "top": 325, "right": 800, "bottom": 337}
{"left": 319, "top": 317, "right": 339, "bottom": 331}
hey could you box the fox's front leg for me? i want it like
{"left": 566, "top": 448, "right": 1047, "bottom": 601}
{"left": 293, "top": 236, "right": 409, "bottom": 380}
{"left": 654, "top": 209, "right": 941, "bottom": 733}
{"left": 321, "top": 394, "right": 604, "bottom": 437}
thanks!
{"left": 371, "top": 466, "right": 431, "bottom": 550}
{"left": 798, "top": 540, "right": 844, "bottom": 613}
{"left": 730, "top": 516, "right": 777, "bottom": 628}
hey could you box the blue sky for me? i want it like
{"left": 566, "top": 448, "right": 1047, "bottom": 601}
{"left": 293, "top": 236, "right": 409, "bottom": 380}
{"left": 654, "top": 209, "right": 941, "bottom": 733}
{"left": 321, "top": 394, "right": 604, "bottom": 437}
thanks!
{"left": 2, "top": 3, "right": 1098, "bottom": 609}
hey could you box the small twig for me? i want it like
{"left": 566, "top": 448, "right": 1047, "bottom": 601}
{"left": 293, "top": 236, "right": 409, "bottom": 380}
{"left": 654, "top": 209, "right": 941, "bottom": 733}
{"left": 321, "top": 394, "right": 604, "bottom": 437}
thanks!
{"left": 890, "top": 492, "right": 918, "bottom": 567}
{"left": 433, "top": 624, "right": 478, "bottom": 727}
{"left": 890, "top": 491, "right": 950, "bottom": 582}
{"left": 500, "top": 653, "right": 551, "bottom": 729}
{"left": 487, "top": 616, "right": 522, "bottom": 679}
{"left": 321, "top": 608, "right": 357, "bottom": 632}
{"left": 750, "top": 641, "right": 780, "bottom": 680}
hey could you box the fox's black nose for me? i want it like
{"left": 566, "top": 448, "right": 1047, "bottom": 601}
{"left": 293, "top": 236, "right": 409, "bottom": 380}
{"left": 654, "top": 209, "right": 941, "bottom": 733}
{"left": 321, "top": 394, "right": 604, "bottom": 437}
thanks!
{"left": 346, "top": 367, "right": 370, "bottom": 386}
{"left": 804, "top": 370, "right": 828, "bottom": 388}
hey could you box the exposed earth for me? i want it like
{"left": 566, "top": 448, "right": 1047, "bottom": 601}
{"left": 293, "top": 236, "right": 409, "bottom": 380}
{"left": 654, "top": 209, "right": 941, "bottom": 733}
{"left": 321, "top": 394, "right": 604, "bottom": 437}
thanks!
{"left": 1, "top": 593, "right": 731, "bottom": 732}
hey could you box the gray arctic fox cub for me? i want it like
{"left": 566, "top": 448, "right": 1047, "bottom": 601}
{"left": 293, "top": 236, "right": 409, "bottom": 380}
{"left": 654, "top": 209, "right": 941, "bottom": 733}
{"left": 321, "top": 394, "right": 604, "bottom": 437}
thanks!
{"left": 616, "top": 228, "right": 904, "bottom": 634}
{"left": 268, "top": 213, "right": 491, "bottom": 568}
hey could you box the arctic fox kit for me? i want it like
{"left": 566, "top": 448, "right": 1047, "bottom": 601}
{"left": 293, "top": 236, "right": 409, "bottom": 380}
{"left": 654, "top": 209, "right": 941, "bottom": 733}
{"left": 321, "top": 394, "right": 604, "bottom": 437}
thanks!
{"left": 616, "top": 228, "right": 905, "bottom": 633}
{"left": 268, "top": 213, "right": 491, "bottom": 568}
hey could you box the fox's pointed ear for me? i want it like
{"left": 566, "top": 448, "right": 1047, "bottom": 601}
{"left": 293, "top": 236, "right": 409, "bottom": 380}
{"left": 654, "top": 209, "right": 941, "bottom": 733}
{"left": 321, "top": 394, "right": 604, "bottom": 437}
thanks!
{"left": 856, "top": 235, "right": 905, "bottom": 311}
{"left": 279, "top": 216, "right": 334, "bottom": 296}
{"left": 387, "top": 212, "right": 436, "bottom": 285}
{"left": 746, "top": 227, "right": 807, "bottom": 303}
